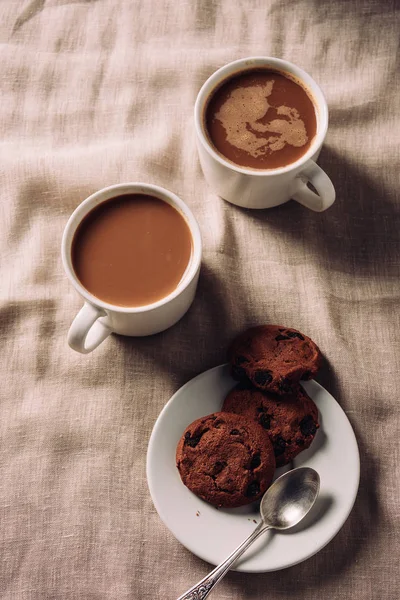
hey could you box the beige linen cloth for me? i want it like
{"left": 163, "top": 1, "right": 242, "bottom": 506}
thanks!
{"left": 1, "top": 1, "right": 399, "bottom": 598}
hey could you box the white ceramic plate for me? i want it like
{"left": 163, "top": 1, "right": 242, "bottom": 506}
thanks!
{"left": 146, "top": 365, "right": 360, "bottom": 572}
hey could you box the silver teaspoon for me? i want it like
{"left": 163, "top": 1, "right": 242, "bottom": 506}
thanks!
{"left": 177, "top": 466, "right": 320, "bottom": 600}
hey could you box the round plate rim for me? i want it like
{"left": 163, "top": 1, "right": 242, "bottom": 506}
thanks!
{"left": 146, "top": 364, "right": 360, "bottom": 572}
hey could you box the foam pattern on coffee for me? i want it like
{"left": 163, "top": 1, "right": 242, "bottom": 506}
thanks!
{"left": 215, "top": 81, "right": 308, "bottom": 158}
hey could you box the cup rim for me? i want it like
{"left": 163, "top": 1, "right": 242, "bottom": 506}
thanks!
{"left": 194, "top": 56, "right": 329, "bottom": 176}
{"left": 61, "top": 182, "right": 202, "bottom": 314}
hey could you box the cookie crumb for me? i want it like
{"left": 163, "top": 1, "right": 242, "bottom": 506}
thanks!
{"left": 196, "top": 511, "right": 200, "bottom": 517}
{"left": 253, "top": 519, "right": 257, "bottom": 524}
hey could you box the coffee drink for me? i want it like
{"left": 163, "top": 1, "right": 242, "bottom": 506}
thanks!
{"left": 72, "top": 194, "right": 192, "bottom": 307}
{"left": 205, "top": 68, "right": 317, "bottom": 170}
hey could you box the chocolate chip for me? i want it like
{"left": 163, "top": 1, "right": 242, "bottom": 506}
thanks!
{"left": 230, "top": 429, "right": 240, "bottom": 435}
{"left": 249, "top": 454, "right": 261, "bottom": 470}
{"left": 254, "top": 370, "right": 272, "bottom": 386}
{"left": 246, "top": 481, "right": 260, "bottom": 498}
{"left": 273, "top": 436, "right": 286, "bottom": 457}
{"left": 232, "top": 365, "right": 247, "bottom": 380}
{"left": 213, "top": 461, "right": 227, "bottom": 475}
{"left": 278, "top": 378, "right": 293, "bottom": 394}
{"left": 236, "top": 379, "right": 252, "bottom": 391}
{"left": 184, "top": 432, "right": 202, "bottom": 448}
{"left": 286, "top": 331, "right": 305, "bottom": 340}
{"left": 275, "top": 334, "right": 290, "bottom": 341}
{"left": 213, "top": 419, "right": 224, "bottom": 429}
{"left": 300, "top": 415, "right": 317, "bottom": 436}
{"left": 296, "top": 437, "right": 305, "bottom": 446}
{"left": 258, "top": 412, "right": 271, "bottom": 430}
{"left": 236, "top": 355, "right": 248, "bottom": 365}
{"left": 301, "top": 370, "right": 312, "bottom": 380}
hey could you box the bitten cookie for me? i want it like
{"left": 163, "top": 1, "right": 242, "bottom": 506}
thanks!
{"left": 228, "top": 325, "right": 322, "bottom": 395}
{"left": 176, "top": 412, "right": 275, "bottom": 508}
{"left": 222, "top": 384, "right": 319, "bottom": 467}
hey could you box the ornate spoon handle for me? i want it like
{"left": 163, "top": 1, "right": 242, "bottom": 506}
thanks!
{"left": 177, "top": 522, "right": 269, "bottom": 600}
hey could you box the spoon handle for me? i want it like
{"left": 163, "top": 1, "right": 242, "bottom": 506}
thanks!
{"left": 176, "top": 522, "right": 269, "bottom": 600}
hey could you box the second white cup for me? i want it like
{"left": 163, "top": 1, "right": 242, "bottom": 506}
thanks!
{"left": 61, "top": 183, "right": 202, "bottom": 354}
{"left": 194, "top": 57, "right": 335, "bottom": 212}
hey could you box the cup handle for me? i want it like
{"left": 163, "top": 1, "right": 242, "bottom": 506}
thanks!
{"left": 68, "top": 302, "right": 112, "bottom": 354}
{"left": 291, "top": 160, "right": 335, "bottom": 212}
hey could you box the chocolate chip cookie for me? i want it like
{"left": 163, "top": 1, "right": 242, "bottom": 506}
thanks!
{"left": 176, "top": 412, "right": 275, "bottom": 508}
{"left": 228, "top": 325, "right": 322, "bottom": 395}
{"left": 222, "top": 384, "right": 319, "bottom": 466}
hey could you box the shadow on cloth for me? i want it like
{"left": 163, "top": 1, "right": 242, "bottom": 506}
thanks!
{"left": 114, "top": 261, "right": 258, "bottom": 388}
{"left": 228, "top": 146, "right": 399, "bottom": 279}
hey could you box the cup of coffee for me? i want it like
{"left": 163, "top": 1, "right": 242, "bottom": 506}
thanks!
{"left": 194, "top": 57, "right": 335, "bottom": 211}
{"left": 62, "top": 183, "right": 202, "bottom": 354}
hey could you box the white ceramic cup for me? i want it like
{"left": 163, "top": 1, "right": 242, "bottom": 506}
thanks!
{"left": 62, "top": 183, "right": 202, "bottom": 354}
{"left": 194, "top": 57, "right": 335, "bottom": 211}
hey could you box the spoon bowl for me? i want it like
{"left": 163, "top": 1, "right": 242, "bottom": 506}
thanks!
{"left": 261, "top": 467, "right": 320, "bottom": 530}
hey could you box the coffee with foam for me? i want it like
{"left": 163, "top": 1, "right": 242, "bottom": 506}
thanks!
{"left": 205, "top": 68, "right": 317, "bottom": 170}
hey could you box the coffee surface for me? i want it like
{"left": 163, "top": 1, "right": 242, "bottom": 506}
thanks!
{"left": 72, "top": 194, "right": 192, "bottom": 307}
{"left": 205, "top": 68, "right": 317, "bottom": 169}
